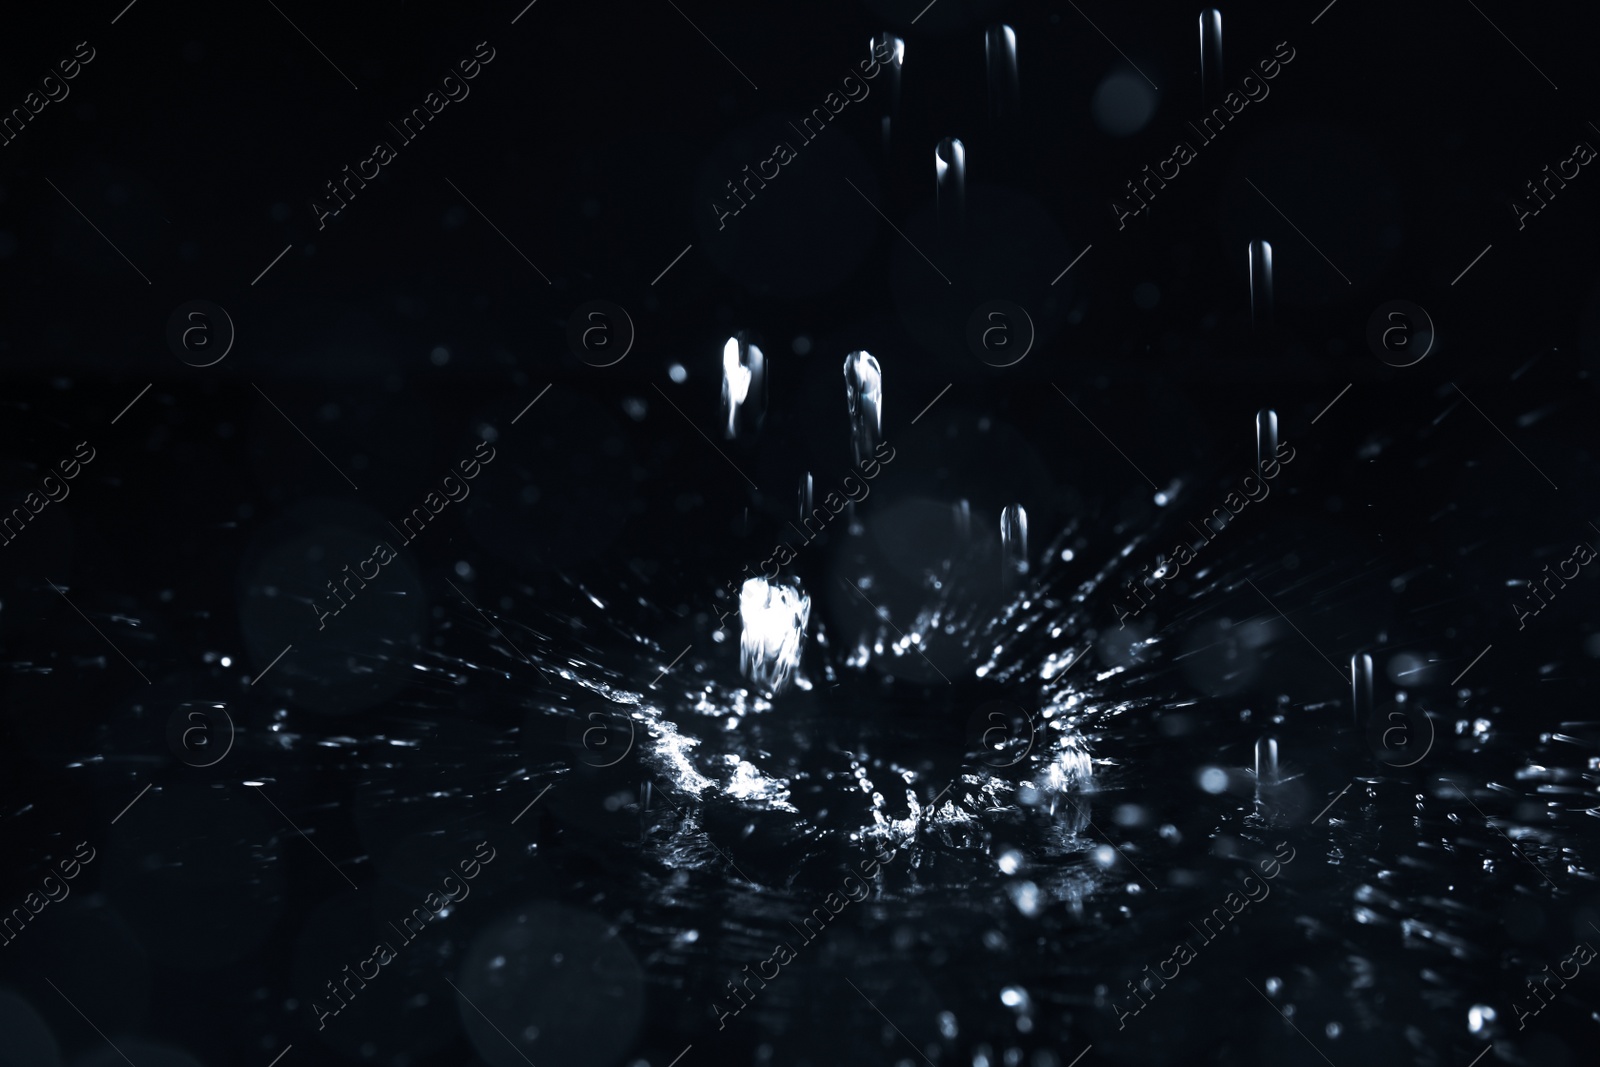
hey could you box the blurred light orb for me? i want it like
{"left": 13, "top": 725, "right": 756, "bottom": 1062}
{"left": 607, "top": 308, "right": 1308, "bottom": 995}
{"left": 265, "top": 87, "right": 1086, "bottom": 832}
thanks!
{"left": 1092, "top": 71, "right": 1158, "bottom": 136}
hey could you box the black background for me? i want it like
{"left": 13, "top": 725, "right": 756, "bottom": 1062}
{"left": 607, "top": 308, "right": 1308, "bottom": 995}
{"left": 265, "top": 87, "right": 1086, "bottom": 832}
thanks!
{"left": 3, "top": 1, "right": 1600, "bottom": 1065}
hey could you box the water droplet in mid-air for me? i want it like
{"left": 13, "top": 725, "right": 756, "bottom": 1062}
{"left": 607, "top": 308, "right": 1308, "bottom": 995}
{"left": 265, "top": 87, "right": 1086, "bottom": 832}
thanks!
{"left": 1256, "top": 408, "right": 1278, "bottom": 476}
{"left": 721, "top": 333, "right": 765, "bottom": 439}
{"left": 936, "top": 137, "right": 966, "bottom": 244}
{"left": 843, "top": 350, "right": 883, "bottom": 465}
{"left": 739, "top": 577, "right": 810, "bottom": 694}
{"left": 1255, "top": 735, "right": 1280, "bottom": 787}
{"left": 985, "top": 25, "right": 1019, "bottom": 124}
{"left": 1001, "top": 504, "right": 1029, "bottom": 585}
{"left": 1199, "top": 9, "right": 1224, "bottom": 103}
{"left": 1249, "top": 239, "right": 1273, "bottom": 333}
{"left": 1351, "top": 652, "right": 1375, "bottom": 730}
{"left": 872, "top": 32, "right": 905, "bottom": 156}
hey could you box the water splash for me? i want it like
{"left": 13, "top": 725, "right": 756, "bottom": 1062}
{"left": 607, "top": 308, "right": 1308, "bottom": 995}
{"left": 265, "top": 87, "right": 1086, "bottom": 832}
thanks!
{"left": 1249, "top": 239, "right": 1273, "bottom": 333}
{"left": 985, "top": 25, "right": 1019, "bottom": 123}
{"left": 739, "top": 577, "right": 810, "bottom": 694}
{"left": 843, "top": 350, "right": 883, "bottom": 465}
{"left": 720, "top": 333, "right": 765, "bottom": 439}
{"left": 1033, "top": 735, "right": 1094, "bottom": 822}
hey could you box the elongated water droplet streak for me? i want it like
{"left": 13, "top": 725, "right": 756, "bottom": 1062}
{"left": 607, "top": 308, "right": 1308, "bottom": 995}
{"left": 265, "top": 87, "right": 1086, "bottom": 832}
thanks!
{"left": 739, "top": 577, "right": 810, "bottom": 694}
{"left": 873, "top": 31, "right": 904, "bottom": 112}
{"left": 721, "top": 333, "right": 766, "bottom": 439}
{"left": 1255, "top": 735, "right": 1280, "bottom": 786}
{"left": 986, "top": 24, "right": 1019, "bottom": 123}
{"left": 1199, "top": 8, "right": 1224, "bottom": 105}
{"left": 936, "top": 137, "right": 966, "bottom": 244}
{"left": 843, "top": 350, "right": 883, "bottom": 465}
{"left": 1002, "top": 503, "right": 1029, "bottom": 585}
{"left": 798, "top": 472, "right": 813, "bottom": 519}
{"left": 873, "top": 32, "right": 905, "bottom": 163}
{"left": 1351, "top": 652, "right": 1374, "bottom": 731}
{"left": 1249, "top": 239, "right": 1273, "bottom": 333}
{"left": 1256, "top": 408, "right": 1278, "bottom": 476}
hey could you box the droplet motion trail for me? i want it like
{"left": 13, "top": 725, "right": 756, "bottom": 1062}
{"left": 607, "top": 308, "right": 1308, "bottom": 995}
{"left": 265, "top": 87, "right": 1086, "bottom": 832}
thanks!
{"left": 985, "top": 25, "right": 1019, "bottom": 124}
{"left": 1351, "top": 652, "right": 1374, "bottom": 732}
{"left": 1199, "top": 8, "right": 1224, "bottom": 104}
{"left": 1249, "top": 239, "right": 1273, "bottom": 334}
{"left": 873, "top": 32, "right": 905, "bottom": 163}
{"left": 1255, "top": 735, "right": 1280, "bottom": 787}
{"left": 843, "top": 350, "right": 883, "bottom": 466}
{"left": 721, "top": 333, "right": 766, "bottom": 439}
{"left": 936, "top": 137, "right": 966, "bottom": 246}
{"left": 1256, "top": 408, "right": 1278, "bottom": 477}
{"left": 739, "top": 577, "right": 811, "bottom": 694}
{"left": 1002, "top": 503, "right": 1029, "bottom": 588}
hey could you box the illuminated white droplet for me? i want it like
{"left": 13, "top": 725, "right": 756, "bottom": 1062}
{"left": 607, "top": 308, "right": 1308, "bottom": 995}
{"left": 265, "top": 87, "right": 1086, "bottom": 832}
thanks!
{"left": 721, "top": 337, "right": 753, "bottom": 436}
{"left": 1008, "top": 881, "right": 1040, "bottom": 916}
{"left": 739, "top": 578, "right": 810, "bottom": 694}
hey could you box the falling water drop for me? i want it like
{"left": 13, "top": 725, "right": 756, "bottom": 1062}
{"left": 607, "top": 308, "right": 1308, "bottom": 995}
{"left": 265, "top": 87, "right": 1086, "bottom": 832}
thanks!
{"left": 739, "top": 577, "right": 810, "bottom": 694}
{"left": 1001, "top": 504, "right": 1029, "bottom": 585}
{"left": 843, "top": 350, "right": 883, "bottom": 465}
{"left": 1199, "top": 9, "right": 1224, "bottom": 105}
{"left": 1256, "top": 408, "right": 1278, "bottom": 477}
{"left": 721, "top": 333, "right": 766, "bottom": 439}
{"left": 953, "top": 498, "right": 972, "bottom": 542}
{"left": 985, "top": 25, "right": 1019, "bottom": 123}
{"left": 1255, "top": 735, "right": 1280, "bottom": 786}
{"left": 1249, "top": 239, "right": 1273, "bottom": 333}
{"left": 798, "top": 472, "right": 813, "bottom": 519}
{"left": 873, "top": 32, "right": 904, "bottom": 101}
{"left": 873, "top": 32, "right": 904, "bottom": 158}
{"left": 936, "top": 137, "right": 966, "bottom": 243}
{"left": 1351, "top": 652, "right": 1375, "bottom": 731}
